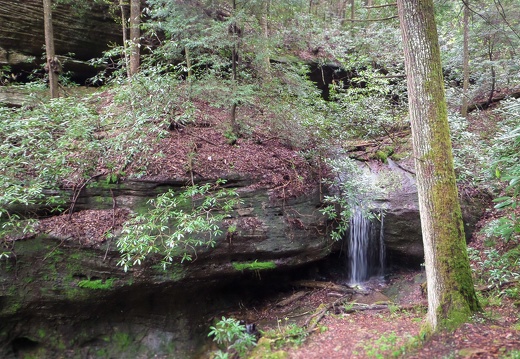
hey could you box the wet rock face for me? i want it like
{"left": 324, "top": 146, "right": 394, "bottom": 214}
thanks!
{"left": 372, "top": 160, "right": 489, "bottom": 268}
{"left": 0, "top": 176, "right": 331, "bottom": 358}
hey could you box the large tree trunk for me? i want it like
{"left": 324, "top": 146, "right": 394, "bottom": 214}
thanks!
{"left": 42, "top": 0, "right": 59, "bottom": 98}
{"left": 396, "top": 0, "right": 480, "bottom": 330}
{"left": 129, "top": 0, "right": 140, "bottom": 76}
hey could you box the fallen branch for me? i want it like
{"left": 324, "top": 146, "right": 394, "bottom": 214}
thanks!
{"left": 476, "top": 279, "right": 520, "bottom": 293}
{"left": 468, "top": 89, "right": 520, "bottom": 112}
{"left": 304, "top": 294, "right": 350, "bottom": 333}
{"left": 292, "top": 280, "right": 359, "bottom": 294}
{"left": 185, "top": 131, "right": 220, "bottom": 146}
{"left": 276, "top": 291, "right": 308, "bottom": 307}
{"left": 339, "top": 303, "right": 389, "bottom": 314}
{"left": 68, "top": 172, "right": 105, "bottom": 220}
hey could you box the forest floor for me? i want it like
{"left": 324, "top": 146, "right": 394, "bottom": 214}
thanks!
{"left": 219, "top": 209, "right": 520, "bottom": 359}
{"left": 223, "top": 262, "right": 519, "bottom": 358}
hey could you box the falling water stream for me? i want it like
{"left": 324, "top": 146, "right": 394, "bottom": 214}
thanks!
{"left": 347, "top": 209, "right": 385, "bottom": 284}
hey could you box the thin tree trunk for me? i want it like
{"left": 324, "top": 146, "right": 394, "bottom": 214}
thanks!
{"left": 461, "top": 0, "right": 470, "bottom": 117}
{"left": 350, "top": 0, "right": 355, "bottom": 23}
{"left": 42, "top": 0, "right": 59, "bottom": 98}
{"left": 129, "top": 0, "right": 140, "bottom": 76}
{"left": 486, "top": 41, "right": 496, "bottom": 107}
{"left": 119, "top": 0, "right": 130, "bottom": 78}
{"left": 260, "top": 0, "right": 271, "bottom": 77}
{"left": 230, "top": 0, "right": 239, "bottom": 135}
{"left": 185, "top": 45, "right": 192, "bottom": 79}
{"left": 339, "top": 0, "right": 347, "bottom": 24}
{"left": 396, "top": 0, "right": 480, "bottom": 331}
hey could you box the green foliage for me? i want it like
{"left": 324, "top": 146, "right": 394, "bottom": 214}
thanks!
{"left": 363, "top": 331, "right": 399, "bottom": 358}
{"left": 360, "top": 331, "right": 422, "bottom": 359}
{"left": 325, "top": 66, "right": 406, "bottom": 140}
{"left": 262, "top": 318, "right": 308, "bottom": 348}
{"left": 111, "top": 332, "right": 132, "bottom": 351}
{"left": 0, "top": 76, "right": 178, "bottom": 244}
{"left": 0, "top": 65, "right": 16, "bottom": 85}
{"left": 489, "top": 100, "right": 520, "bottom": 242}
{"left": 439, "top": 0, "right": 520, "bottom": 109}
{"left": 0, "top": 97, "right": 100, "bottom": 244}
{"left": 0, "top": 98, "right": 99, "bottom": 187}
{"left": 208, "top": 317, "right": 257, "bottom": 358}
{"left": 448, "top": 113, "right": 492, "bottom": 186}
{"left": 468, "top": 246, "right": 520, "bottom": 290}
{"left": 319, "top": 156, "right": 387, "bottom": 241}
{"left": 503, "top": 349, "right": 520, "bottom": 359}
{"left": 117, "top": 180, "right": 242, "bottom": 271}
{"left": 232, "top": 260, "right": 276, "bottom": 271}
{"left": 77, "top": 278, "right": 116, "bottom": 290}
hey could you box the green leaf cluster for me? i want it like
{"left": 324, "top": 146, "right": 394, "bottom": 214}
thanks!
{"left": 116, "top": 180, "right": 242, "bottom": 271}
{"left": 208, "top": 316, "right": 257, "bottom": 358}
{"left": 0, "top": 97, "right": 100, "bottom": 244}
{"left": 490, "top": 99, "right": 520, "bottom": 242}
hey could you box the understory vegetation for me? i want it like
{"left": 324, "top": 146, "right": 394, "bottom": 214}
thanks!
{"left": 1, "top": 0, "right": 518, "bottom": 265}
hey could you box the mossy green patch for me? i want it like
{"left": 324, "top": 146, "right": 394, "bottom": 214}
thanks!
{"left": 78, "top": 278, "right": 116, "bottom": 290}
{"left": 249, "top": 338, "right": 288, "bottom": 359}
{"left": 375, "top": 150, "right": 388, "bottom": 162}
{"left": 112, "top": 332, "right": 132, "bottom": 351}
{"left": 152, "top": 262, "right": 186, "bottom": 281}
{"left": 232, "top": 260, "right": 276, "bottom": 271}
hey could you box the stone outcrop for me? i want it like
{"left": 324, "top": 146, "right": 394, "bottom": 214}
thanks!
{"left": 0, "top": 162, "right": 489, "bottom": 357}
{"left": 370, "top": 159, "right": 489, "bottom": 267}
{"left": 0, "top": 176, "right": 331, "bottom": 358}
{"left": 0, "top": 0, "right": 121, "bottom": 83}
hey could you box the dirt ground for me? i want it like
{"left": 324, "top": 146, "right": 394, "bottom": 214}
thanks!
{"left": 219, "top": 266, "right": 519, "bottom": 359}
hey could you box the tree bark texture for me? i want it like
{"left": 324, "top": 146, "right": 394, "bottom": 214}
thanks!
{"left": 396, "top": 0, "right": 479, "bottom": 330}
{"left": 230, "top": 0, "right": 240, "bottom": 135}
{"left": 461, "top": 0, "right": 470, "bottom": 117}
{"left": 42, "top": 0, "right": 58, "bottom": 98}
{"left": 119, "top": 0, "right": 130, "bottom": 78}
{"left": 129, "top": 0, "right": 140, "bottom": 76}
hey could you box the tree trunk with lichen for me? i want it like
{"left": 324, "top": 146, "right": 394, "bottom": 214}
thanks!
{"left": 43, "top": 0, "right": 59, "bottom": 98}
{"left": 461, "top": 0, "right": 470, "bottom": 117}
{"left": 129, "top": 0, "right": 140, "bottom": 76}
{"left": 396, "top": 0, "right": 480, "bottom": 330}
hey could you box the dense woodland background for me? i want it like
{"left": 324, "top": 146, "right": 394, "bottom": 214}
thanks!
{"left": 1, "top": 0, "right": 519, "bottom": 358}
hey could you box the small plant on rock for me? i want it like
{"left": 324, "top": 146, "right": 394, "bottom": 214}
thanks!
{"left": 208, "top": 317, "right": 256, "bottom": 359}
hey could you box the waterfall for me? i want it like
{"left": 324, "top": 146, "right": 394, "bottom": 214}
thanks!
{"left": 347, "top": 209, "right": 385, "bottom": 284}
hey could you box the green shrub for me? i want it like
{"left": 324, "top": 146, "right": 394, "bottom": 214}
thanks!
{"left": 208, "top": 317, "right": 256, "bottom": 358}
{"left": 117, "top": 180, "right": 242, "bottom": 270}
{"left": 490, "top": 100, "right": 520, "bottom": 242}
